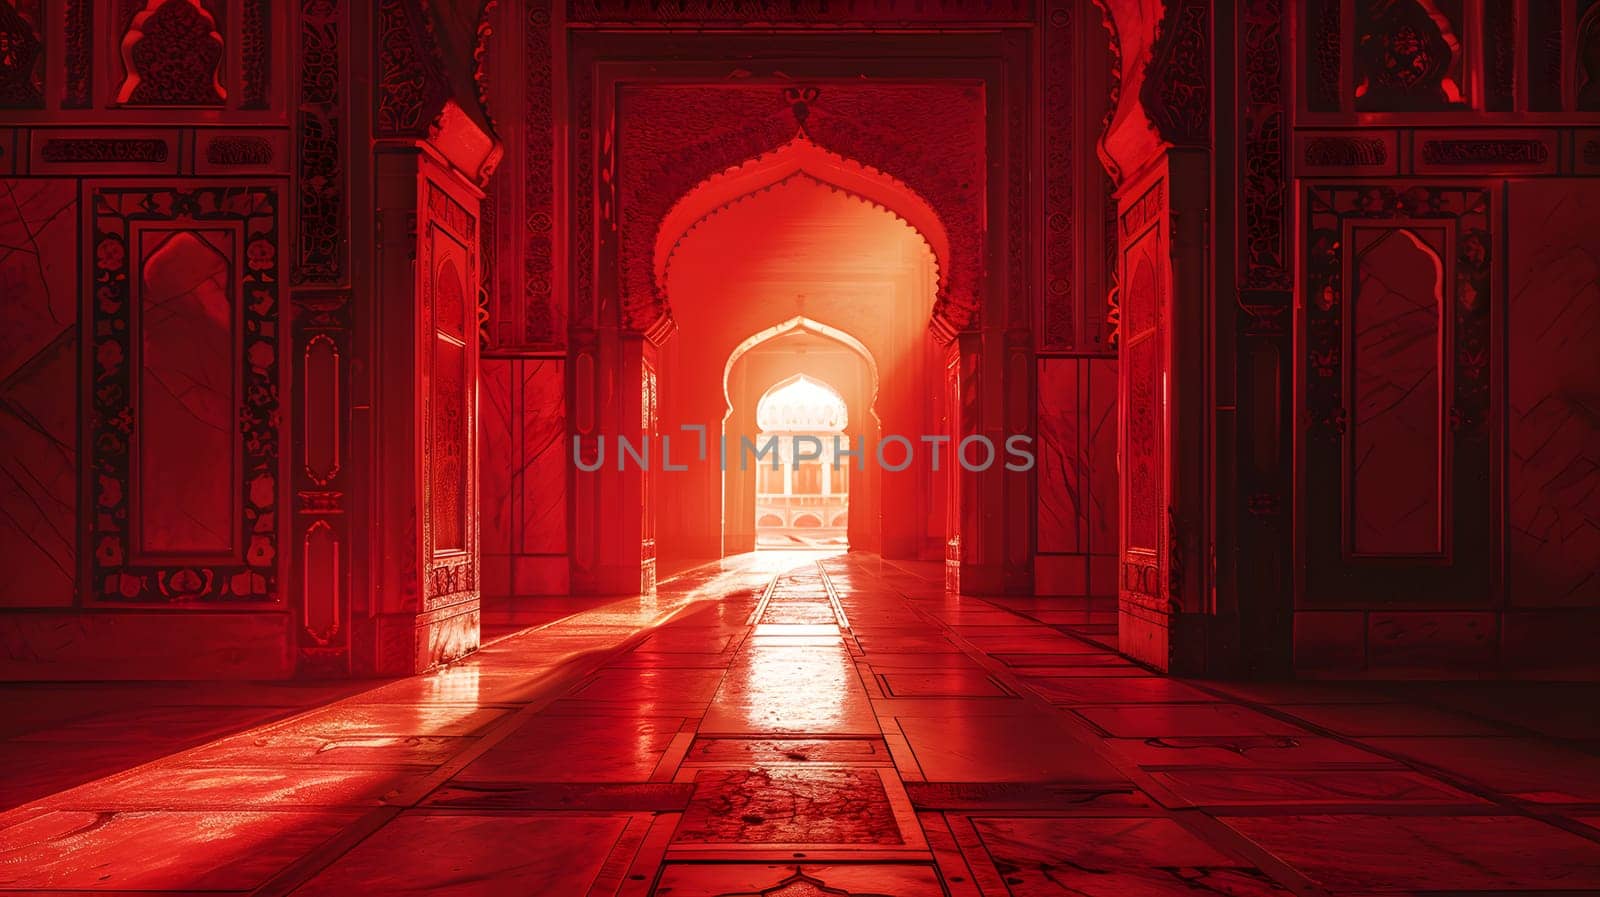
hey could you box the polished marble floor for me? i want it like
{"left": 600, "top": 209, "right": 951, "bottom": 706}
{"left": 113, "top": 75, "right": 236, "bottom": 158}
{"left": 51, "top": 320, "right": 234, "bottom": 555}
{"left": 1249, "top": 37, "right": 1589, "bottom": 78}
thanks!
{"left": 3, "top": 551, "right": 1600, "bottom": 895}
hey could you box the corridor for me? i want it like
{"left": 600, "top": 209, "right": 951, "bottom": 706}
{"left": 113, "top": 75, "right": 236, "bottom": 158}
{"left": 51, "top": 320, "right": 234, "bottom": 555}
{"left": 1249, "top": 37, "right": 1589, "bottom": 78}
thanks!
{"left": 3, "top": 553, "right": 1600, "bottom": 895}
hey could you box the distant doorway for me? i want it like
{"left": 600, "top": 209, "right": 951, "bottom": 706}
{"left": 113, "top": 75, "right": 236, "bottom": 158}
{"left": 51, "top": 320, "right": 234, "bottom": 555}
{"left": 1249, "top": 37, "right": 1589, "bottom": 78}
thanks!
{"left": 753, "top": 374, "right": 850, "bottom": 549}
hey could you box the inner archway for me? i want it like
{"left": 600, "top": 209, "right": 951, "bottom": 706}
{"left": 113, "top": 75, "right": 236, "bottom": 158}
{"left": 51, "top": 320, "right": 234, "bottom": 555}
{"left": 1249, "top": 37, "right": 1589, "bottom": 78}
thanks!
{"left": 652, "top": 161, "right": 945, "bottom": 569}
{"left": 723, "top": 323, "right": 878, "bottom": 554}
{"left": 753, "top": 374, "right": 851, "bottom": 549}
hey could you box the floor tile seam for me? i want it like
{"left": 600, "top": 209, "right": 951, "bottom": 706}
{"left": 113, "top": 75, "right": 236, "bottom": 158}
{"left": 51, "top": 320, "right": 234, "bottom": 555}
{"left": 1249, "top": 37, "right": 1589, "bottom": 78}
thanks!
{"left": 1168, "top": 678, "right": 1600, "bottom": 841}
{"left": 246, "top": 589, "right": 766, "bottom": 897}
{"left": 825, "top": 566, "right": 1177, "bottom": 812}
{"left": 810, "top": 567, "right": 942, "bottom": 748}
{"left": 1166, "top": 807, "right": 1337, "bottom": 897}
{"left": 786, "top": 566, "right": 946, "bottom": 856}
{"left": 0, "top": 583, "right": 746, "bottom": 833}
{"left": 817, "top": 561, "right": 852, "bottom": 631}
{"left": 859, "top": 577, "right": 1600, "bottom": 844}
{"left": 879, "top": 592, "right": 1247, "bottom": 812}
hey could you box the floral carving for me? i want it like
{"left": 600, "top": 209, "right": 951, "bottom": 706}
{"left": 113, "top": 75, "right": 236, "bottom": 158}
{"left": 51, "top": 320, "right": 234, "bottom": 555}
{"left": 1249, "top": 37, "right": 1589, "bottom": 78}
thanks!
{"left": 612, "top": 83, "right": 986, "bottom": 339}
{"left": 64, "top": 0, "right": 90, "bottom": 107}
{"left": 566, "top": 0, "right": 1035, "bottom": 23}
{"left": 1420, "top": 139, "right": 1549, "bottom": 166}
{"left": 1142, "top": 0, "right": 1210, "bottom": 146}
{"left": 117, "top": 0, "right": 226, "bottom": 106}
{"left": 524, "top": 3, "right": 558, "bottom": 343}
{"left": 241, "top": 0, "right": 269, "bottom": 108}
{"left": 0, "top": 0, "right": 43, "bottom": 107}
{"left": 41, "top": 139, "right": 168, "bottom": 163}
{"left": 376, "top": 0, "right": 446, "bottom": 134}
{"left": 296, "top": 0, "right": 344, "bottom": 283}
{"left": 1354, "top": 0, "right": 1464, "bottom": 110}
{"left": 90, "top": 187, "right": 282, "bottom": 604}
{"left": 207, "top": 136, "right": 275, "bottom": 165}
{"left": 1241, "top": 0, "right": 1288, "bottom": 290}
{"left": 1309, "top": 0, "right": 1341, "bottom": 111}
{"left": 1043, "top": 0, "right": 1079, "bottom": 349}
{"left": 1304, "top": 136, "right": 1387, "bottom": 167}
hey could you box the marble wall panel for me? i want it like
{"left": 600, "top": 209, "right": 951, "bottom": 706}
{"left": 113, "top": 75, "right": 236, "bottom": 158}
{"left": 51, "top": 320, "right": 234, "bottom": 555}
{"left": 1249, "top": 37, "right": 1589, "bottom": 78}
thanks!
{"left": 0, "top": 179, "right": 77, "bottom": 607}
{"left": 1035, "top": 357, "right": 1119, "bottom": 596}
{"left": 137, "top": 229, "right": 237, "bottom": 556}
{"left": 479, "top": 358, "right": 515, "bottom": 557}
{"left": 1367, "top": 612, "right": 1497, "bottom": 672}
{"left": 519, "top": 359, "right": 566, "bottom": 556}
{"left": 0, "top": 612, "right": 292, "bottom": 679}
{"left": 478, "top": 357, "right": 567, "bottom": 598}
{"left": 1085, "top": 357, "right": 1118, "bottom": 559}
{"left": 1036, "top": 358, "right": 1084, "bottom": 555}
{"left": 1506, "top": 181, "right": 1600, "bottom": 607}
{"left": 1349, "top": 226, "right": 1447, "bottom": 556}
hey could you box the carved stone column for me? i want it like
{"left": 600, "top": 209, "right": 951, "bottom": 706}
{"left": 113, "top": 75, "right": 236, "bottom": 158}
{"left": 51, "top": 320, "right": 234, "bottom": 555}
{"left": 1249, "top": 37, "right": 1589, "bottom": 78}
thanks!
{"left": 362, "top": 131, "right": 496, "bottom": 674}
{"left": 1099, "top": 0, "right": 1220, "bottom": 673}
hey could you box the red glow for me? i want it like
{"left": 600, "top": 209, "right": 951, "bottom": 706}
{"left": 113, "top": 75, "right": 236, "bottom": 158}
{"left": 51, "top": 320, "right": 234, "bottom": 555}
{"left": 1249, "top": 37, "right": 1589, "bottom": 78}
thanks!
{"left": 2, "top": 1, "right": 1597, "bottom": 891}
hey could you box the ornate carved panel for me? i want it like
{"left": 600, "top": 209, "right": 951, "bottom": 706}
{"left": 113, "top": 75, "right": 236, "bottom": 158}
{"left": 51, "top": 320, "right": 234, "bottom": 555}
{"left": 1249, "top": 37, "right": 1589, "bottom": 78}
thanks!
{"left": 1580, "top": 1, "right": 1600, "bottom": 110}
{"left": 1353, "top": 0, "right": 1468, "bottom": 111}
{"left": 566, "top": 0, "right": 1036, "bottom": 23}
{"left": 1003, "top": 28, "right": 1031, "bottom": 332}
{"left": 296, "top": 0, "right": 345, "bottom": 284}
{"left": 1039, "top": 0, "right": 1074, "bottom": 349}
{"left": 523, "top": 3, "right": 558, "bottom": 345}
{"left": 1528, "top": 0, "right": 1563, "bottom": 111}
{"left": 116, "top": 0, "right": 228, "bottom": 106}
{"left": 1302, "top": 185, "right": 1495, "bottom": 605}
{"left": 1298, "top": 0, "right": 1600, "bottom": 117}
{"left": 1484, "top": 0, "right": 1516, "bottom": 111}
{"left": 1307, "top": 0, "right": 1342, "bottom": 112}
{"left": 1237, "top": 0, "right": 1294, "bottom": 671}
{"left": 89, "top": 185, "right": 281, "bottom": 604}
{"left": 1297, "top": 132, "right": 1397, "bottom": 175}
{"left": 375, "top": 0, "right": 447, "bottom": 135}
{"left": 610, "top": 82, "right": 987, "bottom": 337}
{"left": 0, "top": 0, "right": 43, "bottom": 108}
{"left": 241, "top": 0, "right": 269, "bottom": 108}
{"left": 64, "top": 0, "right": 92, "bottom": 107}
{"left": 1119, "top": 179, "right": 1166, "bottom": 609}
{"left": 1413, "top": 133, "right": 1558, "bottom": 174}
{"left": 1241, "top": 0, "right": 1289, "bottom": 291}
{"left": 421, "top": 178, "right": 478, "bottom": 609}
{"left": 37, "top": 136, "right": 175, "bottom": 169}
{"left": 291, "top": 289, "right": 351, "bottom": 672}
{"left": 1141, "top": 0, "right": 1209, "bottom": 146}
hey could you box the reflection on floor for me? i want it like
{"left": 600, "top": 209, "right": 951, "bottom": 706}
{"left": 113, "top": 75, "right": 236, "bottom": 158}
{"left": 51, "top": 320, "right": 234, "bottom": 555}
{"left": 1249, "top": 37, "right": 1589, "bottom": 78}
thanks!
{"left": 3, "top": 551, "right": 1600, "bottom": 894}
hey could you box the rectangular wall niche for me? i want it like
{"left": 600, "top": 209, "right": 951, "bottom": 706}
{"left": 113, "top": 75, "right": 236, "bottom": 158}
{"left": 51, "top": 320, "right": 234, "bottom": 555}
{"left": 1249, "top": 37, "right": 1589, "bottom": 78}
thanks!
{"left": 1301, "top": 185, "right": 1494, "bottom": 606}
{"left": 1346, "top": 224, "right": 1450, "bottom": 557}
{"left": 420, "top": 173, "right": 479, "bottom": 609}
{"left": 135, "top": 227, "right": 241, "bottom": 559}
{"left": 89, "top": 185, "right": 281, "bottom": 604}
{"left": 432, "top": 331, "right": 467, "bottom": 552}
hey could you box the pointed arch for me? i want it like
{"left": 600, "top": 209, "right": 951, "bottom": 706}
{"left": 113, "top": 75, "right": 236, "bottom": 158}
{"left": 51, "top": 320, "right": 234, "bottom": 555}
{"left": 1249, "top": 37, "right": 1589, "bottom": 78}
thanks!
{"left": 721, "top": 316, "right": 880, "bottom": 420}
{"left": 756, "top": 373, "right": 850, "bottom": 433}
{"left": 652, "top": 135, "right": 951, "bottom": 334}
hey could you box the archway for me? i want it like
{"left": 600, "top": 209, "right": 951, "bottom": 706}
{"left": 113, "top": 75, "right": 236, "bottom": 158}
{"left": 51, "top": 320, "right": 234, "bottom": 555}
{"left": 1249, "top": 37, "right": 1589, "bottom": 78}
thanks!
{"left": 752, "top": 374, "right": 851, "bottom": 549}
{"left": 723, "top": 324, "right": 880, "bottom": 554}
{"left": 651, "top": 164, "right": 943, "bottom": 570}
